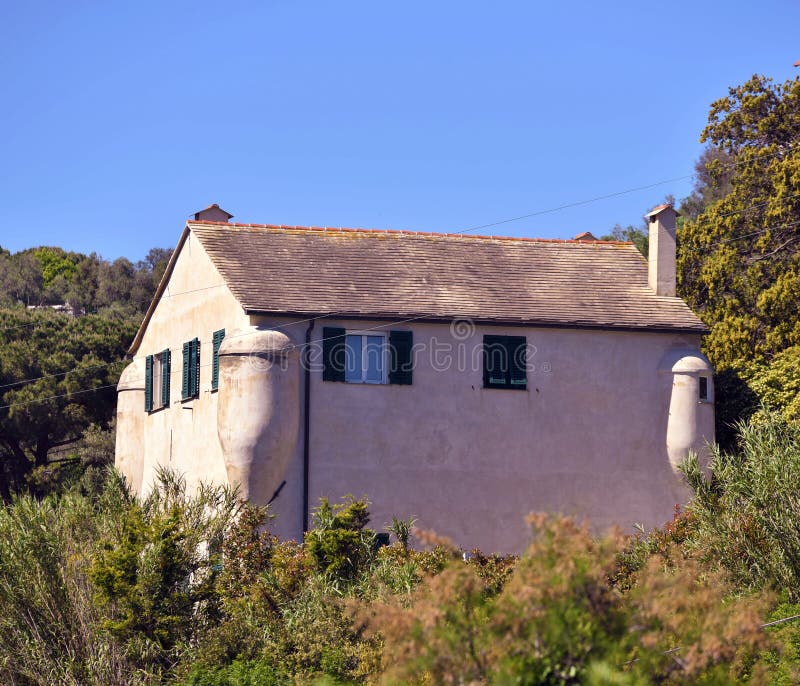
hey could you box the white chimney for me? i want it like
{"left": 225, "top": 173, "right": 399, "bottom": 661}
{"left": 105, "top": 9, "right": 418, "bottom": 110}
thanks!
{"left": 191, "top": 203, "right": 233, "bottom": 223}
{"left": 645, "top": 204, "right": 677, "bottom": 296}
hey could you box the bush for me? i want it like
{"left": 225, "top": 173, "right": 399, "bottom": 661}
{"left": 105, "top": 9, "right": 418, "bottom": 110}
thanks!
{"left": 682, "top": 410, "right": 800, "bottom": 597}
{"left": 305, "top": 497, "right": 376, "bottom": 587}
{"left": 362, "top": 514, "right": 769, "bottom": 685}
{"left": 90, "top": 471, "right": 239, "bottom": 673}
{"left": 183, "top": 658, "right": 288, "bottom": 686}
{"left": 0, "top": 470, "right": 138, "bottom": 685}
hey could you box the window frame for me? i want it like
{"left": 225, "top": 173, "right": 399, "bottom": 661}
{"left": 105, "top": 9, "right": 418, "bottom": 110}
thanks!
{"left": 482, "top": 334, "right": 527, "bottom": 391}
{"left": 698, "top": 374, "right": 712, "bottom": 403}
{"left": 344, "top": 330, "right": 389, "bottom": 385}
{"left": 152, "top": 352, "right": 163, "bottom": 409}
{"left": 145, "top": 349, "right": 171, "bottom": 412}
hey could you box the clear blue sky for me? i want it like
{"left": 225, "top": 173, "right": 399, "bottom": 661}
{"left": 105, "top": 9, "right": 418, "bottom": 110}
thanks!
{"left": 1, "top": 1, "right": 799, "bottom": 260}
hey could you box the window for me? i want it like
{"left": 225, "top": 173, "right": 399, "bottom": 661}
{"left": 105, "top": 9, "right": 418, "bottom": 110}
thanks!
{"left": 699, "top": 375, "right": 710, "bottom": 402}
{"left": 322, "top": 327, "right": 413, "bottom": 385}
{"left": 345, "top": 332, "right": 386, "bottom": 383}
{"left": 211, "top": 329, "right": 225, "bottom": 391}
{"left": 144, "top": 349, "right": 171, "bottom": 412}
{"left": 182, "top": 337, "right": 200, "bottom": 400}
{"left": 483, "top": 335, "right": 527, "bottom": 390}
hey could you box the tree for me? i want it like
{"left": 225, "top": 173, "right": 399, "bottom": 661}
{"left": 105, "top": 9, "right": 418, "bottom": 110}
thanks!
{"left": 600, "top": 223, "right": 648, "bottom": 257}
{"left": 600, "top": 195, "right": 676, "bottom": 257}
{"left": 0, "top": 308, "right": 138, "bottom": 499}
{"left": 677, "top": 74, "right": 800, "bottom": 441}
{"left": 678, "top": 146, "right": 734, "bottom": 221}
{"left": 0, "top": 251, "right": 44, "bottom": 306}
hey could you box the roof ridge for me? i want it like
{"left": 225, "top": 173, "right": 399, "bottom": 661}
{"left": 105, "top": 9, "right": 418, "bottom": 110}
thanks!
{"left": 187, "top": 220, "right": 633, "bottom": 246}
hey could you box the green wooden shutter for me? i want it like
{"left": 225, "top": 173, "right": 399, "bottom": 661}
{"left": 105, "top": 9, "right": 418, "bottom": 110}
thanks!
{"left": 182, "top": 341, "right": 191, "bottom": 399}
{"left": 144, "top": 355, "right": 153, "bottom": 411}
{"left": 212, "top": 329, "right": 225, "bottom": 391}
{"left": 389, "top": 330, "right": 413, "bottom": 385}
{"left": 483, "top": 335, "right": 508, "bottom": 388}
{"left": 190, "top": 337, "right": 200, "bottom": 397}
{"left": 508, "top": 336, "right": 527, "bottom": 389}
{"left": 161, "top": 349, "right": 171, "bottom": 407}
{"left": 483, "top": 335, "right": 527, "bottom": 389}
{"left": 322, "top": 327, "right": 346, "bottom": 382}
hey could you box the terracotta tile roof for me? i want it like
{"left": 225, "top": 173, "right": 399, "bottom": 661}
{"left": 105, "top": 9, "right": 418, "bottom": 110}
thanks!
{"left": 188, "top": 220, "right": 707, "bottom": 333}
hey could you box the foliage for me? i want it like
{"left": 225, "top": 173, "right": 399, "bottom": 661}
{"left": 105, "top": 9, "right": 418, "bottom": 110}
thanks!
{"left": 600, "top": 223, "right": 648, "bottom": 257}
{"left": 677, "top": 75, "right": 800, "bottom": 430}
{"left": 0, "top": 240, "right": 170, "bottom": 499}
{"left": 679, "top": 146, "right": 735, "bottom": 221}
{"left": 183, "top": 658, "right": 289, "bottom": 686}
{"left": 682, "top": 410, "right": 800, "bottom": 599}
{"left": 611, "top": 505, "right": 696, "bottom": 591}
{"left": 364, "top": 514, "right": 771, "bottom": 686}
{"left": 0, "top": 469, "right": 139, "bottom": 685}
{"left": 306, "top": 497, "right": 376, "bottom": 585}
{"left": 0, "top": 244, "right": 172, "bottom": 312}
{"left": 747, "top": 345, "right": 800, "bottom": 422}
{"left": 3, "top": 451, "right": 800, "bottom": 685}
{"left": 91, "top": 471, "right": 239, "bottom": 673}
{"left": 0, "top": 307, "right": 137, "bottom": 499}
{"left": 386, "top": 515, "right": 416, "bottom": 553}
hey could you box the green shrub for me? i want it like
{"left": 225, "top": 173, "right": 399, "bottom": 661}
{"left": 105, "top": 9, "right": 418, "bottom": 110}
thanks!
{"left": 306, "top": 497, "right": 376, "bottom": 587}
{"left": 611, "top": 505, "right": 697, "bottom": 591}
{"left": 90, "top": 470, "right": 240, "bottom": 675}
{"left": 682, "top": 410, "right": 800, "bottom": 597}
{"left": 183, "top": 657, "right": 288, "bottom": 685}
{"left": 0, "top": 470, "right": 139, "bottom": 685}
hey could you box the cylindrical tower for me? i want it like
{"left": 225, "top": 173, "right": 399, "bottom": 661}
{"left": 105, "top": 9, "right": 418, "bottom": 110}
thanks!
{"left": 115, "top": 358, "right": 146, "bottom": 495}
{"left": 216, "top": 327, "right": 301, "bottom": 503}
{"left": 660, "top": 348, "right": 715, "bottom": 474}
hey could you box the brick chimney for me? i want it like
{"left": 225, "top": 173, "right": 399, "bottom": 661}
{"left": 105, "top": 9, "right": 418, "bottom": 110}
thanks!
{"left": 192, "top": 204, "right": 233, "bottom": 223}
{"left": 645, "top": 204, "right": 677, "bottom": 296}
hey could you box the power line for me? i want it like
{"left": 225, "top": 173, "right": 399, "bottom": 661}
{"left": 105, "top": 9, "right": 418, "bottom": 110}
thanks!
{"left": 457, "top": 175, "right": 693, "bottom": 235}
{"left": 3, "top": 183, "right": 797, "bottom": 345}
{"left": 457, "top": 143, "right": 795, "bottom": 235}
{"left": 2, "top": 142, "right": 799, "bottom": 397}
{"left": 0, "top": 309, "right": 336, "bottom": 391}
{"left": 0, "top": 308, "right": 463, "bottom": 411}
{"left": 3, "top": 208, "right": 800, "bottom": 398}
{"left": 0, "top": 383, "right": 120, "bottom": 411}
{"left": 1, "top": 143, "right": 798, "bottom": 339}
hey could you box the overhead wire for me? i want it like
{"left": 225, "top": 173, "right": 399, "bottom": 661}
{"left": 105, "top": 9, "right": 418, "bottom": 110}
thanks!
{"left": 0, "top": 308, "right": 462, "bottom": 411}
{"left": 3, "top": 205, "right": 800, "bottom": 404}
{"left": 1, "top": 144, "right": 798, "bottom": 406}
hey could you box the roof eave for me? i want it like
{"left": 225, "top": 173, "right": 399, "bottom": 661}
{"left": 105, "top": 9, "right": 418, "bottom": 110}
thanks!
{"left": 242, "top": 308, "right": 709, "bottom": 336}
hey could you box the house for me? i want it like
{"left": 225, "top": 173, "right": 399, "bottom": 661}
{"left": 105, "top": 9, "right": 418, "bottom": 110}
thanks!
{"left": 115, "top": 203, "right": 714, "bottom": 552}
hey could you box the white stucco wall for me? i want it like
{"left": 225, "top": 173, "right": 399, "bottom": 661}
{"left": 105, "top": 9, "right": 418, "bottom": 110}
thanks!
{"left": 116, "top": 229, "right": 251, "bottom": 498}
{"left": 251, "top": 316, "right": 713, "bottom": 552}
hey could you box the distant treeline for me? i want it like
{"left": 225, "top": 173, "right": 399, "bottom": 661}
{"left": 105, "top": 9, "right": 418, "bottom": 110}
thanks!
{"left": 0, "top": 244, "right": 172, "bottom": 314}
{"left": 0, "top": 245, "right": 171, "bottom": 498}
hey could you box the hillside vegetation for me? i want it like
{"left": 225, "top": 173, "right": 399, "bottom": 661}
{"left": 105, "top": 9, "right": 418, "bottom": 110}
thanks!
{"left": 0, "top": 246, "right": 170, "bottom": 496}
{"left": 1, "top": 415, "right": 800, "bottom": 685}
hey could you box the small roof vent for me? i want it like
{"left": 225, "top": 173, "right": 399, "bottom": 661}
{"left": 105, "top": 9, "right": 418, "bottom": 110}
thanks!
{"left": 573, "top": 231, "right": 597, "bottom": 241}
{"left": 192, "top": 204, "right": 233, "bottom": 223}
